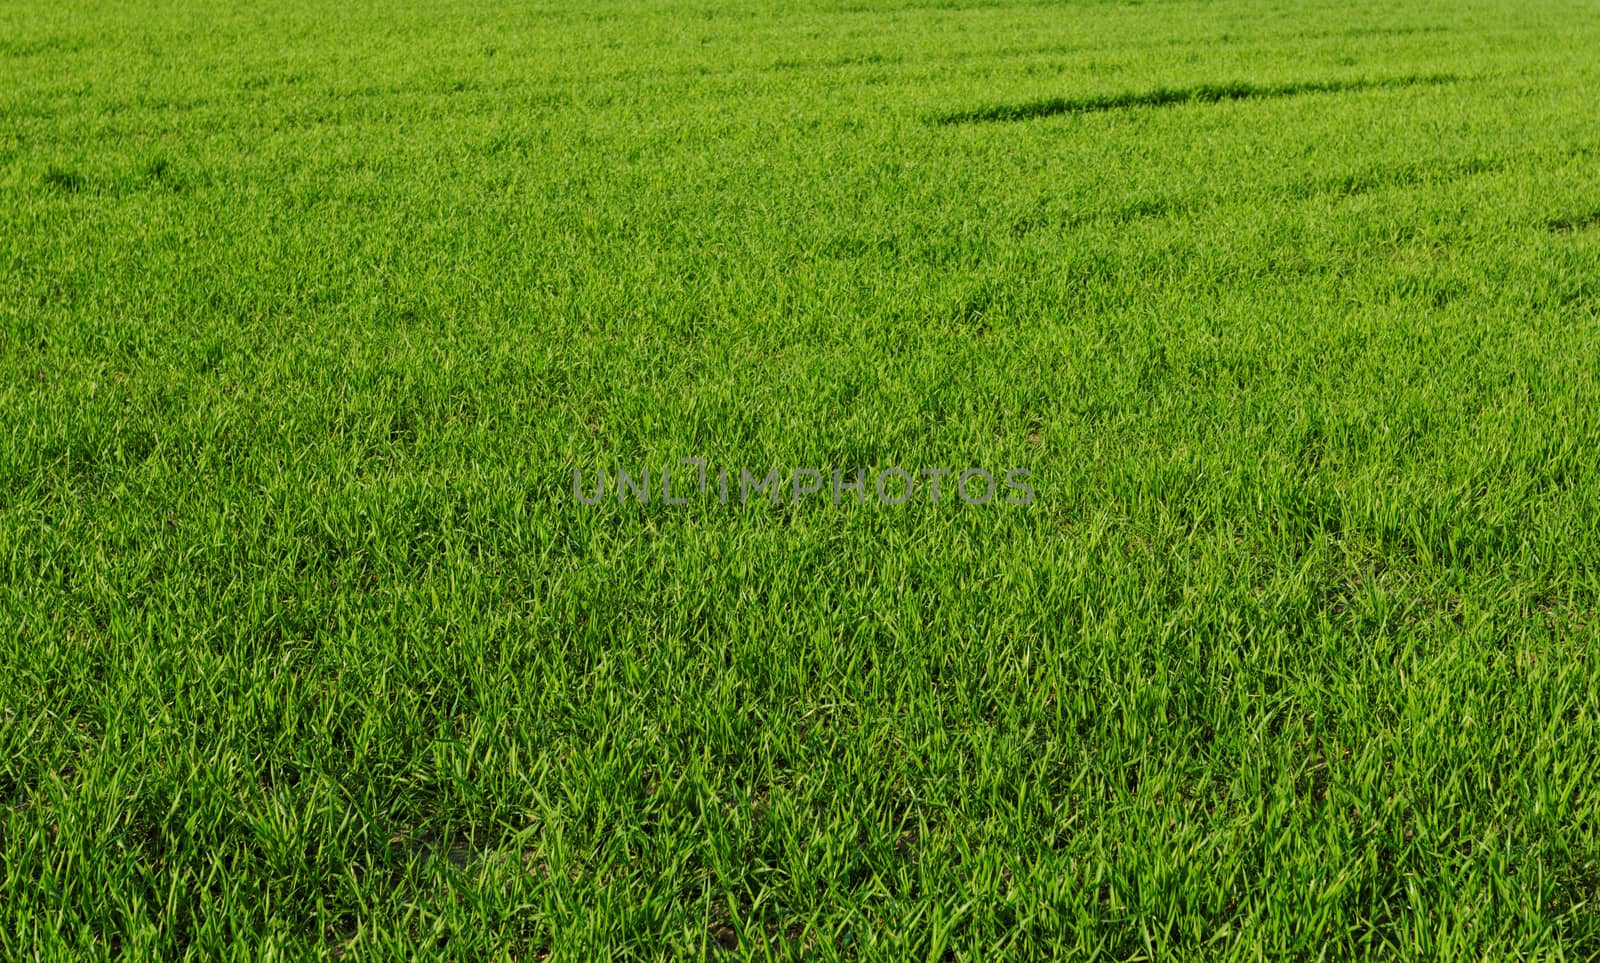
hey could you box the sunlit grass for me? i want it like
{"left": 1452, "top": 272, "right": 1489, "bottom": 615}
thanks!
{"left": 3, "top": 0, "right": 1600, "bottom": 958}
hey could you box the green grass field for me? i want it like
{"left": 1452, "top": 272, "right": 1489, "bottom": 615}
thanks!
{"left": 4, "top": 0, "right": 1600, "bottom": 958}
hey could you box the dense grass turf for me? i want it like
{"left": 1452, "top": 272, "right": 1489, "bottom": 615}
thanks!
{"left": 4, "top": 0, "right": 1600, "bottom": 958}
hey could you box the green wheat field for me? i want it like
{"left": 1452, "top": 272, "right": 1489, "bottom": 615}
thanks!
{"left": 4, "top": 0, "right": 1600, "bottom": 958}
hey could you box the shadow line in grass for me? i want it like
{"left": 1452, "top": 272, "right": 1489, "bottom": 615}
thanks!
{"left": 1548, "top": 211, "right": 1600, "bottom": 235}
{"left": 1291, "top": 155, "right": 1503, "bottom": 201}
{"left": 933, "top": 73, "right": 1458, "bottom": 125}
